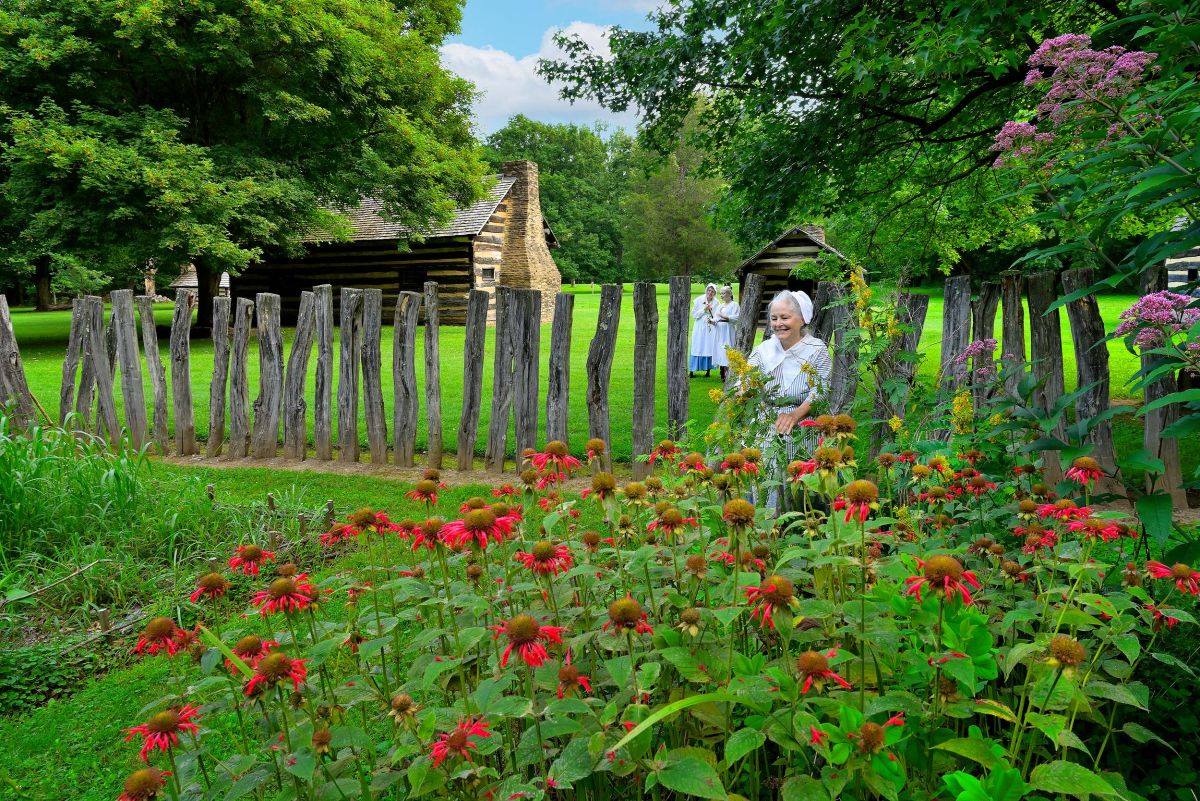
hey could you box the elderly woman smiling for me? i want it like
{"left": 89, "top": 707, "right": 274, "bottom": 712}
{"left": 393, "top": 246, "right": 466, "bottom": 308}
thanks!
{"left": 747, "top": 290, "right": 833, "bottom": 458}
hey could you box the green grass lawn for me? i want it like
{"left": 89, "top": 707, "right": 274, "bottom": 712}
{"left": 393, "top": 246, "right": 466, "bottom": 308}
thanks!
{"left": 8, "top": 284, "right": 1147, "bottom": 467}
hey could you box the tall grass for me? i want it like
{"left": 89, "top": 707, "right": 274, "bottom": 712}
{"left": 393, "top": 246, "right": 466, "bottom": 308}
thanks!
{"left": 0, "top": 413, "right": 328, "bottom": 631}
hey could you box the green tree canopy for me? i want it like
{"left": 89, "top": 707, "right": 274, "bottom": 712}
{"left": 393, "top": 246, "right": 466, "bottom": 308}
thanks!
{"left": 540, "top": 0, "right": 1126, "bottom": 278}
{"left": 483, "top": 115, "right": 628, "bottom": 283}
{"left": 0, "top": 0, "right": 484, "bottom": 316}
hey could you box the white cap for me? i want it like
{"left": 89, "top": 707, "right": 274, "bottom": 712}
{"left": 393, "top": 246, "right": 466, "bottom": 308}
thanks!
{"left": 790, "top": 290, "right": 814, "bottom": 325}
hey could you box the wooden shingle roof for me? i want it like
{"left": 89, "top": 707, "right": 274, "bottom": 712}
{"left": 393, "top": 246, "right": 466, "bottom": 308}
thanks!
{"left": 307, "top": 176, "right": 519, "bottom": 243}
{"left": 736, "top": 224, "right": 847, "bottom": 278}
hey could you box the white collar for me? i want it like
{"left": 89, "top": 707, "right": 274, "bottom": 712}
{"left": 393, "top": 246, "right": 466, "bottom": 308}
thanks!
{"left": 757, "top": 334, "right": 821, "bottom": 372}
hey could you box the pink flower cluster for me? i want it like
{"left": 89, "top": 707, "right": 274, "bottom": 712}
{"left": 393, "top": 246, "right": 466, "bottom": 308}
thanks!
{"left": 1025, "top": 34, "right": 1158, "bottom": 124}
{"left": 1114, "top": 291, "right": 1200, "bottom": 353}
{"left": 990, "top": 121, "right": 1054, "bottom": 167}
{"left": 953, "top": 338, "right": 998, "bottom": 367}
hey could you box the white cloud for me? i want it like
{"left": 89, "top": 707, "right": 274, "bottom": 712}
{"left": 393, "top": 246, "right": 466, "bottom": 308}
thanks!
{"left": 441, "top": 21, "right": 640, "bottom": 136}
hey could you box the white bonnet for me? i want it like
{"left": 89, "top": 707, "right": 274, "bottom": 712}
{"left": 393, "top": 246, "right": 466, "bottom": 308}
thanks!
{"left": 770, "top": 289, "right": 814, "bottom": 325}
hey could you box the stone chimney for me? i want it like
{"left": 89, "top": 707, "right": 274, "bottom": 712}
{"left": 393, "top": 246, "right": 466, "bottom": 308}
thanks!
{"left": 799, "top": 224, "right": 826, "bottom": 244}
{"left": 500, "top": 160, "right": 561, "bottom": 322}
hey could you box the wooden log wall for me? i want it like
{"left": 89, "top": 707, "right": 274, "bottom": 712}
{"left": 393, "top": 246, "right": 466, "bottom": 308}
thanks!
{"left": 545, "top": 292, "right": 574, "bottom": 447}
{"left": 632, "top": 283, "right": 658, "bottom": 479}
{"left": 1025, "top": 272, "right": 1066, "bottom": 482}
{"left": 586, "top": 284, "right": 622, "bottom": 473}
{"left": 666, "top": 276, "right": 690, "bottom": 440}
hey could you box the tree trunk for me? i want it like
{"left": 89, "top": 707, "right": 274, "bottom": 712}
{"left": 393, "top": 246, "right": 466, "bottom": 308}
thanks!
{"left": 193, "top": 260, "right": 219, "bottom": 333}
{"left": 35, "top": 257, "right": 52, "bottom": 311}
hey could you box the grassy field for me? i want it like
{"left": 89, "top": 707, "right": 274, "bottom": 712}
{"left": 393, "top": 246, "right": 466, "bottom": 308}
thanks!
{"left": 8, "top": 284, "right": 1148, "bottom": 465}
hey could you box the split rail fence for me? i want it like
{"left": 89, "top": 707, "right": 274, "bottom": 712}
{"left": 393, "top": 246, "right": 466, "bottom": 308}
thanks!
{"left": 0, "top": 274, "right": 1184, "bottom": 500}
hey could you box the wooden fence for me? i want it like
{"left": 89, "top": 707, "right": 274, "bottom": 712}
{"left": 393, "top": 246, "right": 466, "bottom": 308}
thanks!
{"left": 0, "top": 276, "right": 1184, "bottom": 497}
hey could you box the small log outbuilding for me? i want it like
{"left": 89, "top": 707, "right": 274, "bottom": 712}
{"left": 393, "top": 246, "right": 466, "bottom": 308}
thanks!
{"left": 231, "top": 160, "right": 561, "bottom": 324}
{"left": 736, "top": 224, "right": 847, "bottom": 327}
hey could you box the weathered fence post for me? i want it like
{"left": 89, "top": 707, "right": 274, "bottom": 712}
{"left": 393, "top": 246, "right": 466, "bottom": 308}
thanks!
{"left": 135, "top": 296, "right": 169, "bottom": 454}
{"left": 283, "top": 291, "right": 316, "bottom": 460}
{"left": 58, "top": 297, "right": 85, "bottom": 424}
{"left": 632, "top": 283, "right": 658, "bottom": 478}
{"left": 971, "top": 282, "right": 1000, "bottom": 342}
{"left": 457, "top": 289, "right": 490, "bottom": 470}
{"left": 513, "top": 289, "right": 542, "bottom": 460}
{"left": 485, "top": 287, "right": 514, "bottom": 472}
{"left": 393, "top": 291, "right": 422, "bottom": 467}
{"left": 1138, "top": 264, "right": 1188, "bottom": 506}
{"left": 170, "top": 290, "right": 197, "bottom": 455}
{"left": 109, "top": 290, "right": 148, "bottom": 450}
{"left": 811, "top": 281, "right": 837, "bottom": 344}
{"left": 81, "top": 295, "right": 120, "bottom": 443}
{"left": 251, "top": 293, "right": 284, "bottom": 459}
{"left": 423, "top": 282, "right": 443, "bottom": 469}
{"left": 940, "top": 276, "right": 972, "bottom": 390}
{"left": 1061, "top": 268, "right": 1117, "bottom": 478}
{"left": 872, "top": 292, "right": 930, "bottom": 451}
{"left": 228, "top": 297, "right": 255, "bottom": 459}
{"left": 666, "top": 276, "right": 690, "bottom": 440}
{"left": 207, "top": 297, "right": 232, "bottom": 457}
{"left": 362, "top": 288, "right": 388, "bottom": 464}
{"left": 733, "top": 273, "right": 765, "bottom": 354}
{"left": 586, "top": 284, "right": 622, "bottom": 471}
{"left": 313, "top": 285, "right": 334, "bottom": 461}
{"left": 545, "top": 291, "right": 574, "bottom": 447}
{"left": 827, "top": 287, "right": 859, "bottom": 414}
{"left": 1026, "top": 272, "right": 1066, "bottom": 482}
{"left": 1000, "top": 271, "right": 1026, "bottom": 396}
{"left": 337, "top": 288, "right": 364, "bottom": 463}
{"left": 0, "top": 295, "right": 37, "bottom": 427}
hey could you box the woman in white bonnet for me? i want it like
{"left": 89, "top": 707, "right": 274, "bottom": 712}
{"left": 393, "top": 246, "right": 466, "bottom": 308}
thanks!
{"left": 747, "top": 289, "right": 833, "bottom": 464}
{"left": 689, "top": 283, "right": 720, "bottom": 378}
{"left": 711, "top": 285, "right": 740, "bottom": 381}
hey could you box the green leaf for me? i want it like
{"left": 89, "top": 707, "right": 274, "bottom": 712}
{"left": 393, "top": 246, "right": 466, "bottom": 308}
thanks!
{"left": 609, "top": 691, "right": 741, "bottom": 754}
{"left": 1085, "top": 681, "right": 1149, "bottom": 710}
{"left": 549, "top": 737, "right": 595, "bottom": 787}
{"left": 933, "top": 738, "right": 1000, "bottom": 769}
{"left": 660, "top": 647, "right": 712, "bottom": 683}
{"left": 724, "top": 728, "right": 766, "bottom": 766}
{"left": 656, "top": 756, "right": 727, "bottom": 799}
{"left": 1121, "top": 722, "right": 1176, "bottom": 753}
{"left": 284, "top": 749, "right": 315, "bottom": 782}
{"left": 782, "top": 775, "right": 830, "bottom": 801}
{"left": 1029, "top": 760, "right": 1119, "bottom": 798}
{"left": 1136, "top": 492, "right": 1173, "bottom": 546}
{"left": 1139, "top": 388, "right": 1200, "bottom": 414}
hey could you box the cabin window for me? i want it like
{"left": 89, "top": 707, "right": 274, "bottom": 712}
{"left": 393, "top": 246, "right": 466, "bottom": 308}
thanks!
{"left": 481, "top": 267, "right": 496, "bottom": 282}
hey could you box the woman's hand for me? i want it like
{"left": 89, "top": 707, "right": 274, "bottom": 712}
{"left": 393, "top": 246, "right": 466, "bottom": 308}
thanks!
{"left": 773, "top": 409, "right": 806, "bottom": 435}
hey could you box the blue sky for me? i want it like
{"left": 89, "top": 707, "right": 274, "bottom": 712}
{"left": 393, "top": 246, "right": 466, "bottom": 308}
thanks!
{"left": 442, "top": 0, "right": 660, "bottom": 135}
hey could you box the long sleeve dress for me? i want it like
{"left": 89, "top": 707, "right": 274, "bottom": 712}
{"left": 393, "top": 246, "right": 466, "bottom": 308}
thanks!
{"left": 689, "top": 295, "right": 719, "bottom": 371}
{"left": 712, "top": 300, "right": 740, "bottom": 368}
{"left": 746, "top": 334, "right": 833, "bottom": 463}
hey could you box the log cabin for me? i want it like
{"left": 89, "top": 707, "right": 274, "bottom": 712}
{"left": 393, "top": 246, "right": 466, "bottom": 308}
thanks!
{"left": 735, "top": 224, "right": 848, "bottom": 327}
{"left": 230, "top": 160, "right": 562, "bottom": 324}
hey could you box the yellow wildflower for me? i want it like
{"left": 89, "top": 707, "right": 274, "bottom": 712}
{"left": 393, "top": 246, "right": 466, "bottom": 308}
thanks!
{"left": 887, "top": 415, "right": 903, "bottom": 433}
{"left": 708, "top": 388, "right": 723, "bottom": 404}
{"left": 952, "top": 390, "right": 974, "bottom": 435}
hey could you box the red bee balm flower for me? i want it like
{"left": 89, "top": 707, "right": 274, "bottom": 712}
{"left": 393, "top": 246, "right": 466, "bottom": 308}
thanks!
{"left": 227, "top": 635, "right": 278, "bottom": 674}
{"left": 490, "top": 614, "right": 567, "bottom": 668}
{"left": 189, "top": 572, "right": 229, "bottom": 603}
{"left": 430, "top": 717, "right": 492, "bottom": 768}
{"left": 439, "top": 509, "right": 513, "bottom": 550}
{"left": 229, "top": 544, "right": 275, "bottom": 576}
{"left": 904, "top": 555, "right": 981, "bottom": 605}
{"left": 557, "top": 650, "right": 593, "bottom": 699}
{"left": 647, "top": 507, "right": 698, "bottom": 537}
{"left": 720, "top": 452, "right": 757, "bottom": 476}
{"left": 1146, "top": 561, "right": 1199, "bottom": 595}
{"left": 251, "top": 574, "right": 319, "bottom": 616}
{"left": 1038, "top": 499, "right": 1091, "bottom": 520}
{"left": 406, "top": 479, "right": 441, "bottom": 506}
{"left": 515, "top": 541, "right": 574, "bottom": 576}
{"left": 411, "top": 517, "right": 445, "bottom": 551}
{"left": 531, "top": 441, "right": 583, "bottom": 473}
{"left": 603, "top": 597, "right": 654, "bottom": 635}
{"left": 244, "top": 652, "right": 307, "bottom": 696}
{"left": 834, "top": 480, "right": 879, "bottom": 523}
{"left": 1066, "top": 517, "right": 1121, "bottom": 543}
{"left": 744, "top": 575, "right": 801, "bottom": 630}
{"left": 117, "top": 768, "right": 171, "bottom": 801}
{"left": 134, "top": 618, "right": 186, "bottom": 657}
{"left": 1065, "top": 456, "right": 1104, "bottom": 486}
{"left": 124, "top": 705, "right": 201, "bottom": 762}
{"left": 649, "top": 439, "right": 681, "bottom": 464}
{"left": 796, "top": 648, "right": 852, "bottom": 693}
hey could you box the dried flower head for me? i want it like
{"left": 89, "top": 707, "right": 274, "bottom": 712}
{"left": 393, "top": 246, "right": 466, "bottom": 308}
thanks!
{"left": 118, "top": 768, "right": 170, "bottom": 801}
{"left": 604, "top": 596, "right": 653, "bottom": 635}
{"left": 1049, "top": 635, "right": 1086, "bottom": 667}
{"left": 722, "top": 498, "right": 756, "bottom": 527}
